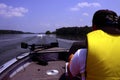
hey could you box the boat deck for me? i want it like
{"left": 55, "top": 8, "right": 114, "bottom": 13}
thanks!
{"left": 10, "top": 60, "right": 66, "bottom": 80}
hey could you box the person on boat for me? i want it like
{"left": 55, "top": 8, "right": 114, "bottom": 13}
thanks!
{"left": 67, "top": 9, "right": 120, "bottom": 80}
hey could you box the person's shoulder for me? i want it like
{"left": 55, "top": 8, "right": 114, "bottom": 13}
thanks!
{"left": 74, "top": 48, "right": 87, "bottom": 57}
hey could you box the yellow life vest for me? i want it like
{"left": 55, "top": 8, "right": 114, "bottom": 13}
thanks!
{"left": 86, "top": 30, "right": 120, "bottom": 80}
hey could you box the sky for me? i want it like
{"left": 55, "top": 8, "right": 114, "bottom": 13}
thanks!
{"left": 0, "top": 0, "right": 120, "bottom": 33}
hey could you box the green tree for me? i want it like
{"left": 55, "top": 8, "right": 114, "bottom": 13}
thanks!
{"left": 45, "top": 30, "right": 51, "bottom": 34}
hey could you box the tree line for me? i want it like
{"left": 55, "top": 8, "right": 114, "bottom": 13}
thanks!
{"left": 55, "top": 26, "right": 92, "bottom": 36}
{"left": 0, "top": 30, "right": 33, "bottom": 34}
{"left": 45, "top": 26, "right": 92, "bottom": 40}
{"left": 56, "top": 26, "right": 92, "bottom": 39}
{"left": 46, "top": 26, "right": 92, "bottom": 35}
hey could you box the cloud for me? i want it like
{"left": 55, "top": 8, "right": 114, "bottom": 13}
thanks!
{"left": 0, "top": 3, "right": 28, "bottom": 17}
{"left": 83, "top": 13, "right": 89, "bottom": 16}
{"left": 80, "top": 19, "right": 83, "bottom": 22}
{"left": 70, "top": 2, "right": 101, "bottom": 11}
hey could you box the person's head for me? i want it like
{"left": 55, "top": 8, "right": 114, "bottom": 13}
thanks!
{"left": 92, "top": 9, "right": 119, "bottom": 31}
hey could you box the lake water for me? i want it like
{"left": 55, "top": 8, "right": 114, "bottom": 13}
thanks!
{"left": 0, "top": 34, "right": 37, "bottom": 40}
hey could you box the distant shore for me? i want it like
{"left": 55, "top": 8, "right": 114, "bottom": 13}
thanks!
{"left": 0, "top": 30, "right": 33, "bottom": 34}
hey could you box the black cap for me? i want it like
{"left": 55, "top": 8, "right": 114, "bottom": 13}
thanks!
{"left": 92, "top": 9, "right": 118, "bottom": 27}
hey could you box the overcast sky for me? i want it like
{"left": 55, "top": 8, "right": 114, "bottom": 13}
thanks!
{"left": 0, "top": 0, "right": 120, "bottom": 33}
